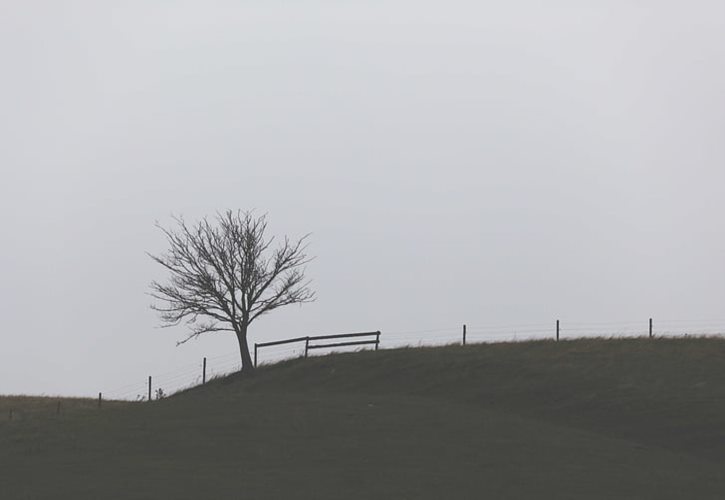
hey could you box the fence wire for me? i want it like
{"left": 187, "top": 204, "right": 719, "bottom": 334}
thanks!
{"left": 103, "top": 318, "right": 725, "bottom": 401}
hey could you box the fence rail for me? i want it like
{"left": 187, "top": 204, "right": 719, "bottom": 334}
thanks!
{"left": 255, "top": 331, "right": 381, "bottom": 367}
{"left": 308, "top": 339, "right": 380, "bottom": 350}
{"left": 255, "top": 336, "right": 309, "bottom": 348}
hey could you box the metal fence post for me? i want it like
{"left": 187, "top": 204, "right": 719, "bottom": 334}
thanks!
{"left": 649, "top": 318, "right": 653, "bottom": 339}
{"left": 254, "top": 343, "right": 258, "bottom": 368}
{"left": 148, "top": 376, "right": 152, "bottom": 402}
{"left": 98, "top": 392, "right": 102, "bottom": 409}
{"left": 305, "top": 337, "right": 310, "bottom": 358}
{"left": 203, "top": 357, "right": 207, "bottom": 384}
{"left": 463, "top": 324, "right": 467, "bottom": 346}
{"left": 375, "top": 331, "right": 380, "bottom": 351}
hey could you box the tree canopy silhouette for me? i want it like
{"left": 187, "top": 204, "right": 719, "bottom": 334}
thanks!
{"left": 148, "top": 211, "right": 314, "bottom": 374}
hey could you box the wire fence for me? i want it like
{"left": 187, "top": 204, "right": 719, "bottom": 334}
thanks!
{"left": 101, "top": 318, "right": 725, "bottom": 402}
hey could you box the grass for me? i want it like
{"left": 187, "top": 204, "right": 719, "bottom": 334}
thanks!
{"left": 0, "top": 396, "right": 130, "bottom": 421}
{"left": 2, "top": 337, "right": 725, "bottom": 499}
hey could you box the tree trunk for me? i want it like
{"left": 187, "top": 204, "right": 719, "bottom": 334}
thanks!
{"left": 236, "top": 325, "right": 255, "bottom": 375}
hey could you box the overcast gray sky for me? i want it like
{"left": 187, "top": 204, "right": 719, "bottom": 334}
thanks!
{"left": 1, "top": 1, "right": 724, "bottom": 397}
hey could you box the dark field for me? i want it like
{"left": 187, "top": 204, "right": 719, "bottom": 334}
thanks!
{"left": 2, "top": 337, "right": 725, "bottom": 499}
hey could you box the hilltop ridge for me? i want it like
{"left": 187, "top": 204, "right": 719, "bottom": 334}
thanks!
{"left": 2, "top": 337, "right": 725, "bottom": 499}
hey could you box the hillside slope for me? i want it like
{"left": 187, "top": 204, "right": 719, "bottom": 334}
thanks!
{"left": 2, "top": 338, "right": 725, "bottom": 499}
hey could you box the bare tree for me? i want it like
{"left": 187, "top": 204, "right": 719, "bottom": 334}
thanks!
{"left": 148, "top": 211, "right": 314, "bottom": 374}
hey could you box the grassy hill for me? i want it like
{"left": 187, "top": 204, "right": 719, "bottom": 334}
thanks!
{"left": 2, "top": 337, "right": 725, "bottom": 499}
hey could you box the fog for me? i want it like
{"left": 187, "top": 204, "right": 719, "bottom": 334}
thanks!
{"left": 1, "top": 1, "right": 724, "bottom": 396}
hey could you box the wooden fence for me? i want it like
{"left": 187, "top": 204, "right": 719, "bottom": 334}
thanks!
{"left": 254, "top": 331, "right": 381, "bottom": 368}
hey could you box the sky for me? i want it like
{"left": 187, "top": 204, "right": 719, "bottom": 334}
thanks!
{"left": 1, "top": 1, "right": 724, "bottom": 397}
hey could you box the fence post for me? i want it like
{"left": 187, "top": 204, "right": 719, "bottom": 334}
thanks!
{"left": 98, "top": 392, "right": 102, "bottom": 409}
{"left": 375, "top": 331, "right": 380, "bottom": 351}
{"left": 305, "top": 337, "right": 310, "bottom": 358}
{"left": 463, "top": 324, "right": 467, "bottom": 346}
{"left": 649, "top": 318, "right": 653, "bottom": 339}
{"left": 148, "top": 376, "right": 152, "bottom": 402}
{"left": 203, "top": 357, "right": 207, "bottom": 384}
{"left": 556, "top": 320, "right": 560, "bottom": 342}
{"left": 254, "top": 343, "right": 258, "bottom": 368}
